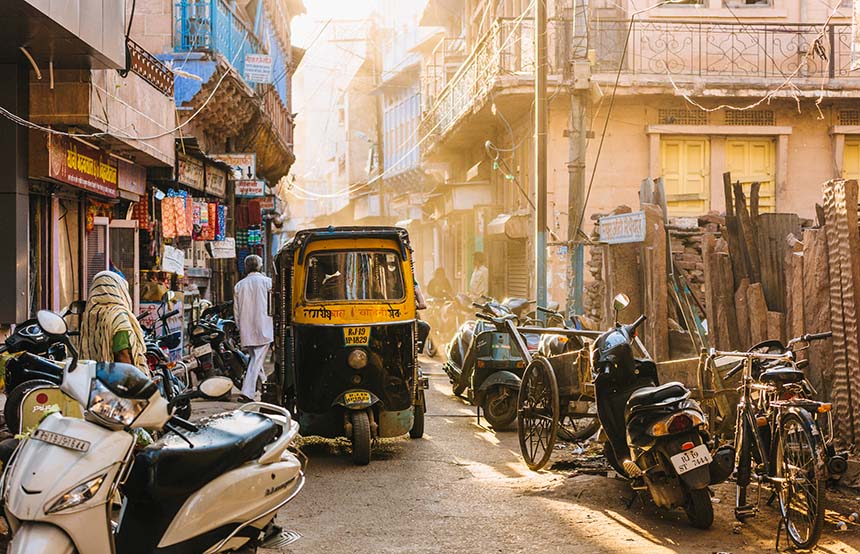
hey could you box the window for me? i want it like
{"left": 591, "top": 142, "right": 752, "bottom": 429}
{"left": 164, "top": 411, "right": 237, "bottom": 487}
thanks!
{"left": 843, "top": 139, "right": 860, "bottom": 181}
{"left": 726, "top": 138, "right": 776, "bottom": 212}
{"left": 661, "top": 137, "right": 710, "bottom": 215}
{"left": 305, "top": 251, "right": 405, "bottom": 302}
{"left": 724, "top": 0, "right": 771, "bottom": 6}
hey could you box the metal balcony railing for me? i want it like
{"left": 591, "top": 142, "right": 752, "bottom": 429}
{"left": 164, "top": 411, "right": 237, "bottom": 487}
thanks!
{"left": 174, "top": 0, "right": 266, "bottom": 82}
{"left": 419, "top": 17, "right": 573, "bottom": 145}
{"left": 590, "top": 19, "right": 854, "bottom": 79}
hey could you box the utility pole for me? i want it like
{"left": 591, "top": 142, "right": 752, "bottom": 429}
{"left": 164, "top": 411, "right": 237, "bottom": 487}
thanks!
{"left": 535, "top": 0, "right": 548, "bottom": 317}
{"left": 369, "top": 16, "right": 386, "bottom": 218}
{"left": 567, "top": 88, "right": 588, "bottom": 316}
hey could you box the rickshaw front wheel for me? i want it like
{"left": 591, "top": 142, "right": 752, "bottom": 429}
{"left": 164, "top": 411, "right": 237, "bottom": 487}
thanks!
{"left": 350, "top": 410, "right": 372, "bottom": 465}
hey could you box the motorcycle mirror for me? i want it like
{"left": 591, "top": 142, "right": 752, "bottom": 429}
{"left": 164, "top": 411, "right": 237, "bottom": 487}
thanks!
{"left": 62, "top": 300, "right": 86, "bottom": 317}
{"left": 198, "top": 376, "right": 233, "bottom": 399}
{"left": 37, "top": 310, "right": 68, "bottom": 337}
{"left": 613, "top": 294, "right": 630, "bottom": 325}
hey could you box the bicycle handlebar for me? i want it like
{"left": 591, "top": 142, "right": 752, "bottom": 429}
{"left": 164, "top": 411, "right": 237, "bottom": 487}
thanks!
{"left": 801, "top": 331, "right": 832, "bottom": 342}
{"left": 162, "top": 309, "right": 180, "bottom": 320}
{"left": 631, "top": 314, "right": 646, "bottom": 330}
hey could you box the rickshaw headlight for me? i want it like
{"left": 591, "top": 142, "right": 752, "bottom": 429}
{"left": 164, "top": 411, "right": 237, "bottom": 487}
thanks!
{"left": 347, "top": 349, "right": 368, "bottom": 370}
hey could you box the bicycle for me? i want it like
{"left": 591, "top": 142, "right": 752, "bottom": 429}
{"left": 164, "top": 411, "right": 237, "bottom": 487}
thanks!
{"left": 704, "top": 332, "right": 832, "bottom": 550}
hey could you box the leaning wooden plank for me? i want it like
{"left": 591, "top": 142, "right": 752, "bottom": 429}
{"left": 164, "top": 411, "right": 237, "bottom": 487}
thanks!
{"left": 643, "top": 204, "right": 669, "bottom": 361}
{"left": 823, "top": 180, "right": 857, "bottom": 448}
{"left": 717, "top": 252, "right": 741, "bottom": 349}
{"left": 750, "top": 181, "right": 761, "bottom": 218}
{"left": 784, "top": 244, "right": 805, "bottom": 349}
{"left": 702, "top": 234, "right": 719, "bottom": 348}
{"left": 722, "top": 173, "right": 747, "bottom": 289}
{"left": 734, "top": 278, "right": 752, "bottom": 349}
{"left": 767, "top": 311, "right": 785, "bottom": 344}
{"left": 747, "top": 283, "right": 769, "bottom": 345}
{"left": 802, "top": 227, "right": 832, "bottom": 400}
{"left": 842, "top": 179, "right": 860, "bottom": 433}
{"left": 640, "top": 177, "right": 654, "bottom": 205}
{"left": 755, "top": 213, "right": 801, "bottom": 313}
{"left": 734, "top": 183, "right": 762, "bottom": 284}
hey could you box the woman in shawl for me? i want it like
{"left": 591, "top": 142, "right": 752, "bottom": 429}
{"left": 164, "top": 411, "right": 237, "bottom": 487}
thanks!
{"left": 80, "top": 271, "right": 149, "bottom": 373}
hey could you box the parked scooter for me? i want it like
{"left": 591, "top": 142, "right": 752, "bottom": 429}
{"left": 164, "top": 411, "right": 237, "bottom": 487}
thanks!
{"left": 186, "top": 306, "right": 249, "bottom": 391}
{"left": 443, "top": 299, "right": 536, "bottom": 429}
{"left": 593, "top": 294, "right": 734, "bottom": 529}
{"left": 3, "top": 310, "right": 305, "bottom": 553}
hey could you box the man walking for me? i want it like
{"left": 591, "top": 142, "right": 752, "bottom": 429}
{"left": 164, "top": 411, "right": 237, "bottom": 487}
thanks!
{"left": 468, "top": 252, "right": 489, "bottom": 301}
{"left": 234, "top": 254, "right": 273, "bottom": 402}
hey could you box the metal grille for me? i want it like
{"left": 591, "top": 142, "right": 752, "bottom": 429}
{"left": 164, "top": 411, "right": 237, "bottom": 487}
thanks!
{"left": 506, "top": 240, "right": 529, "bottom": 298}
{"left": 725, "top": 110, "right": 775, "bottom": 126}
{"left": 840, "top": 110, "right": 860, "bottom": 126}
{"left": 85, "top": 223, "right": 108, "bottom": 295}
{"left": 658, "top": 109, "right": 708, "bottom": 125}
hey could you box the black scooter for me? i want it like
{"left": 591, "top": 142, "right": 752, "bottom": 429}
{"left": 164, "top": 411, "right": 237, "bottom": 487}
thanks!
{"left": 594, "top": 294, "right": 734, "bottom": 529}
{"left": 187, "top": 306, "right": 248, "bottom": 391}
{"left": 444, "top": 299, "right": 537, "bottom": 429}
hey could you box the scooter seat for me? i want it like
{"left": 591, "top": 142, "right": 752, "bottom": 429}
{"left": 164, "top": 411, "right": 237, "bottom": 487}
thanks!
{"left": 502, "top": 298, "right": 531, "bottom": 317}
{"left": 626, "top": 382, "right": 689, "bottom": 412}
{"left": 123, "top": 410, "right": 280, "bottom": 502}
{"left": 759, "top": 368, "right": 805, "bottom": 385}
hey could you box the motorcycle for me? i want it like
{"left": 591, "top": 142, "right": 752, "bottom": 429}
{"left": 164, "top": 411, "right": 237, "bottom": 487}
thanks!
{"left": 186, "top": 308, "right": 249, "bottom": 392}
{"left": 593, "top": 294, "right": 734, "bottom": 529}
{"left": 2, "top": 309, "right": 305, "bottom": 553}
{"left": 443, "top": 298, "right": 538, "bottom": 429}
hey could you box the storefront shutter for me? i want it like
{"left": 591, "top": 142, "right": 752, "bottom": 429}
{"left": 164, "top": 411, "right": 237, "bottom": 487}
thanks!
{"left": 109, "top": 220, "right": 140, "bottom": 313}
{"left": 506, "top": 239, "right": 529, "bottom": 298}
{"left": 85, "top": 217, "right": 110, "bottom": 296}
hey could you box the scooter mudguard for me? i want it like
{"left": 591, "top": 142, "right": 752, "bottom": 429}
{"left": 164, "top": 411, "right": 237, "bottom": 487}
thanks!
{"left": 332, "top": 389, "right": 380, "bottom": 410}
{"left": 8, "top": 523, "right": 75, "bottom": 554}
{"left": 477, "top": 371, "right": 521, "bottom": 393}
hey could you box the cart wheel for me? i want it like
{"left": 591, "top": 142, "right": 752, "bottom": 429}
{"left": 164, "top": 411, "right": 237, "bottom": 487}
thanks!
{"left": 517, "top": 358, "right": 560, "bottom": 471}
{"left": 350, "top": 410, "right": 372, "bottom": 465}
{"left": 410, "top": 391, "right": 425, "bottom": 439}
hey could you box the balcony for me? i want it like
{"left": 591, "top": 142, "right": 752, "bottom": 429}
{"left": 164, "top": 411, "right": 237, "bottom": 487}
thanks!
{"left": 172, "top": 0, "right": 295, "bottom": 180}
{"left": 419, "top": 18, "right": 573, "bottom": 154}
{"left": 590, "top": 20, "right": 857, "bottom": 89}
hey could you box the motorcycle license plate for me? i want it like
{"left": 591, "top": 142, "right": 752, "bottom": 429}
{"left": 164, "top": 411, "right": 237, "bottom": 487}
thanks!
{"left": 343, "top": 326, "right": 370, "bottom": 346}
{"left": 31, "top": 429, "right": 90, "bottom": 453}
{"left": 344, "top": 391, "right": 371, "bottom": 405}
{"left": 192, "top": 343, "right": 213, "bottom": 357}
{"left": 670, "top": 444, "right": 712, "bottom": 475}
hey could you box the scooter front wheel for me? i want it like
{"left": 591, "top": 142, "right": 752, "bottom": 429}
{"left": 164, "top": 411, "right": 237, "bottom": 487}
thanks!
{"left": 351, "top": 410, "right": 372, "bottom": 465}
{"left": 517, "top": 358, "right": 559, "bottom": 471}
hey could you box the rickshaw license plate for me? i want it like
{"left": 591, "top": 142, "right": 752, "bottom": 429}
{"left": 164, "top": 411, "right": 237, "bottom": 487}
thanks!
{"left": 670, "top": 444, "right": 712, "bottom": 475}
{"left": 344, "top": 326, "right": 370, "bottom": 346}
{"left": 344, "top": 391, "right": 371, "bottom": 405}
{"left": 31, "top": 429, "right": 90, "bottom": 453}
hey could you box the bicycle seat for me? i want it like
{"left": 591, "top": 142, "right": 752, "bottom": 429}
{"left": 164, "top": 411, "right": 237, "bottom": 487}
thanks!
{"left": 626, "top": 382, "right": 689, "bottom": 412}
{"left": 759, "top": 368, "right": 804, "bottom": 385}
{"left": 122, "top": 410, "right": 279, "bottom": 502}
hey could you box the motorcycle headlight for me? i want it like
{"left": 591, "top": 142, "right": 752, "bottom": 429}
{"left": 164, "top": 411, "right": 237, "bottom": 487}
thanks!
{"left": 45, "top": 473, "right": 107, "bottom": 514}
{"left": 88, "top": 379, "right": 148, "bottom": 428}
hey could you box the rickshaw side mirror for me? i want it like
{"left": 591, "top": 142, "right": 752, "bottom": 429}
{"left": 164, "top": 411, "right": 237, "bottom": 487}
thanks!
{"left": 268, "top": 289, "right": 274, "bottom": 317}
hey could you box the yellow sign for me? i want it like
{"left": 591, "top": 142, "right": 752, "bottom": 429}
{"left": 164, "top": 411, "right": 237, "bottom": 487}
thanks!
{"left": 344, "top": 326, "right": 371, "bottom": 346}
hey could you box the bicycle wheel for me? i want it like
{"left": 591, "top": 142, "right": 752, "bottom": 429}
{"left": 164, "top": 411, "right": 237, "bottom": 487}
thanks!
{"left": 516, "top": 358, "right": 559, "bottom": 471}
{"left": 774, "top": 410, "right": 826, "bottom": 550}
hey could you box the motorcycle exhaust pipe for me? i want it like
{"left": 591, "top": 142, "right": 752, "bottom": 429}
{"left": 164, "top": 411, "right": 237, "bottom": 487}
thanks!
{"left": 828, "top": 454, "right": 848, "bottom": 476}
{"left": 708, "top": 445, "right": 735, "bottom": 485}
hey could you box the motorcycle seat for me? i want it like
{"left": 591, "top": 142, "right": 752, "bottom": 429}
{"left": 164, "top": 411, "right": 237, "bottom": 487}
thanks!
{"left": 123, "top": 410, "right": 280, "bottom": 502}
{"left": 502, "top": 298, "right": 531, "bottom": 317}
{"left": 626, "top": 382, "right": 689, "bottom": 412}
{"left": 156, "top": 331, "right": 182, "bottom": 350}
{"left": 759, "top": 368, "right": 805, "bottom": 385}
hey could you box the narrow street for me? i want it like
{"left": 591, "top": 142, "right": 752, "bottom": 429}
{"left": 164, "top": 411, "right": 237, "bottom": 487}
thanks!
{"left": 266, "top": 359, "right": 860, "bottom": 554}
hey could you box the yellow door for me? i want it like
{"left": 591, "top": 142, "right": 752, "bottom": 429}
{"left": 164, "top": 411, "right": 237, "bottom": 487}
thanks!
{"left": 661, "top": 138, "right": 710, "bottom": 215}
{"left": 726, "top": 138, "right": 776, "bottom": 212}
{"left": 842, "top": 139, "right": 860, "bottom": 181}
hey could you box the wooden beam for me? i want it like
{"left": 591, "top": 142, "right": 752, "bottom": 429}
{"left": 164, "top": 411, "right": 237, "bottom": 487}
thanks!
{"left": 747, "top": 283, "right": 769, "bottom": 345}
{"left": 802, "top": 228, "right": 832, "bottom": 400}
{"left": 734, "top": 278, "right": 752, "bottom": 349}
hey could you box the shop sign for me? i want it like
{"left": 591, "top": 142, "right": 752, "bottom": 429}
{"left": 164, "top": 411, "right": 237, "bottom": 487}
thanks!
{"left": 208, "top": 237, "right": 237, "bottom": 259}
{"left": 205, "top": 164, "right": 227, "bottom": 198}
{"left": 599, "top": 211, "right": 646, "bottom": 244}
{"left": 47, "top": 135, "right": 118, "bottom": 198}
{"left": 118, "top": 160, "right": 146, "bottom": 197}
{"left": 244, "top": 54, "right": 273, "bottom": 84}
{"left": 259, "top": 195, "right": 278, "bottom": 211}
{"left": 235, "top": 180, "right": 266, "bottom": 198}
{"left": 161, "top": 245, "right": 185, "bottom": 276}
{"left": 211, "top": 153, "right": 256, "bottom": 180}
{"left": 177, "top": 154, "right": 205, "bottom": 191}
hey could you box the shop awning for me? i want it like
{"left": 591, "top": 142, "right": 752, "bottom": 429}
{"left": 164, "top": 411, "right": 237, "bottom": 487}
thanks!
{"left": 487, "top": 213, "right": 529, "bottom": 239}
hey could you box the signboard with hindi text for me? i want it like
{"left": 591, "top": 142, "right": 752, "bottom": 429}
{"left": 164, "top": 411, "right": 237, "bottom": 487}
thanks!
{"left": 208, "top": 238, "right": 237, "bottom": 259}
{"left": 205, "top": 164, "right": 227, "bottom": 198}
{"left": 176, "top": 154, "right": 204, "bottom": 191}
{"left": 42, "top": 135, "right": 118, "bottom": 198}
{"left": 235, "top": 180, "right": 266, "bottom": 198}
{"left": 599, "top": 211, "right": 646, "bottom": 244}
{"left": 244, "top": 54, "right": 273, "bottom": 84}
{"left": 211, "top": 153, "right": 256, "bottom": 181}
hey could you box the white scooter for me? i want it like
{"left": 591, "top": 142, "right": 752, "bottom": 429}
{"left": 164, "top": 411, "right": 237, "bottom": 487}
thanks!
{"left": 2, "top": 310, "right": 305, "bottom": 553}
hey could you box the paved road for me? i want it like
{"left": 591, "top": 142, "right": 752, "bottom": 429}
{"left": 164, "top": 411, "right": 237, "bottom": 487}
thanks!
{"left": 254, "top": 359, "right": 860, "bottom": 554}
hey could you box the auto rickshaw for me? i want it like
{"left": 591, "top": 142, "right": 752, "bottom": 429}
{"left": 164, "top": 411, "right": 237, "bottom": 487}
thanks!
{"left": 270, "top": 226, "right": 428, "bottom": 465}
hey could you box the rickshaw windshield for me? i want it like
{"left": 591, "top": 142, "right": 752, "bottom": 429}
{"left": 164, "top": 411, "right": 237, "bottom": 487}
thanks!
{"left": 305, "top": 250, "right": 406, "bottom": 302}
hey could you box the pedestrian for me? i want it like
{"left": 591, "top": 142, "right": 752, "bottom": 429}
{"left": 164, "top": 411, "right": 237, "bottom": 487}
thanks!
{"left": 427, "top": 267, "right": 453, "bottom": 299}
{"left": 80, "top": 270, "right": 149, "bottom": 372}
{"left": 234, "top": 254, "right": 273, "bottom": 403}
{"left": 468, "top": 252, "right": 489, "bottom": 301}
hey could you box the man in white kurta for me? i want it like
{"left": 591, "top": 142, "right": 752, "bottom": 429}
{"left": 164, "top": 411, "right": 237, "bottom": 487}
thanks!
{"left": 233, "top": 255, "right": 273, "bottom": 401}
